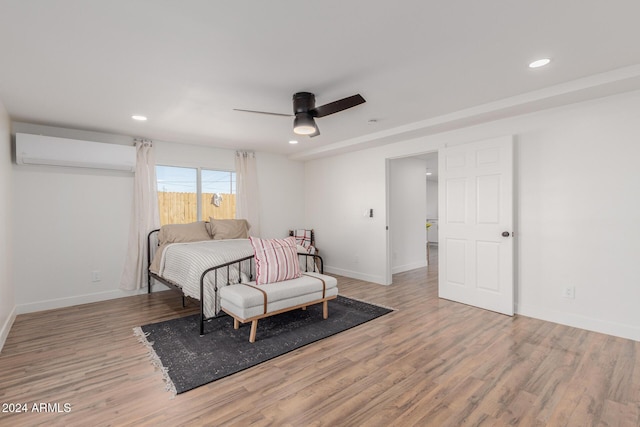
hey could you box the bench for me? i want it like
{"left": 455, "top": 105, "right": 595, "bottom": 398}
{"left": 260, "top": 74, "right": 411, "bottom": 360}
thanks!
{"left": 219, "top": 272, "right": 338, "bottom": 342}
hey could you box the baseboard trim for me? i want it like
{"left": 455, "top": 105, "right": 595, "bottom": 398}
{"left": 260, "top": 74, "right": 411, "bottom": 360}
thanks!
{"left": 392, "top": 260, "right": 428, "bottom": 274}
{"left": 516, "top": 303, "right": 640, "bottom": 342}
{"left": 15, "top": 284, "right": 170, "bottom": 315}
{"left": 0, "top": 305, "right": 17, "bottom": 353}
{"left": 324, "top": 266, "right": 386, "bottom": 285}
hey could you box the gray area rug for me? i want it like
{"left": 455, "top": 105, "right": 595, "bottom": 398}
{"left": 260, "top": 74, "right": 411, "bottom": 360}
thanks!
{"left": 134, "top": 295, "right": 393, "bottom": 394}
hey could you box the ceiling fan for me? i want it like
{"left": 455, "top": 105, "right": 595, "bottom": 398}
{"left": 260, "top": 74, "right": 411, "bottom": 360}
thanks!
{"left": 234, "top": 92, "right": 366, "bottom": 137}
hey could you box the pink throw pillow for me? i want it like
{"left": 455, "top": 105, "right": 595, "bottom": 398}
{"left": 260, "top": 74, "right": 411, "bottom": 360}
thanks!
{"left": 250, "top": 236, "right": 301, "bottom": 285}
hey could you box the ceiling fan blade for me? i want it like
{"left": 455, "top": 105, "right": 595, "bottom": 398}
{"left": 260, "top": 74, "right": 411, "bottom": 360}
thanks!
{"left": 311, "top": 94, "right": 366, "bottom": 118}
{"left": 233, "top": 108, "right": 292, "bottom": 117}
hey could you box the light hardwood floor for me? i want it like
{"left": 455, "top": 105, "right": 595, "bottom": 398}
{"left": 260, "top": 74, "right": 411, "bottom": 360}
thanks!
{"left": 1, "top": 250, "right": 639, "bottom": 426}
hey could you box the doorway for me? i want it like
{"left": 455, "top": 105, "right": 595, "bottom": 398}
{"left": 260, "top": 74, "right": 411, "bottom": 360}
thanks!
{"left": 387, "top": 152, "right": 438, "bottom": 277}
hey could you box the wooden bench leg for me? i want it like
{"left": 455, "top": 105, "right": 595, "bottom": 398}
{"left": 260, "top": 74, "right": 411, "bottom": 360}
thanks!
{"left": 249, "top": 320, "right": 258, "bottom": 343}
{"left": 234, "top": 318, "right": 239, "bottom": 330}
{"left": 323, "top": 300, "right": 328, "bottom": 319}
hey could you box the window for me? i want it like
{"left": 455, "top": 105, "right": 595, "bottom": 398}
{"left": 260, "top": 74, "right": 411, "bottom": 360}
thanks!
{"left": 156, "top": 165, "right": 236, "bottom": 225}
{"left": 201, "top": 169, "right": 236, "bottom": 222}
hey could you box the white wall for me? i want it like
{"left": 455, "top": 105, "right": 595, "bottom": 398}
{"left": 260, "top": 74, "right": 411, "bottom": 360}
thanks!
{"left": 305, "top": 151, "right": 386, "bottom": 283}
{"left": 305, "top": 90, "right": 640, "bottom": 341}
{"left": 256, "top": 151, "right": 305, "bottom": 239}
{"left": 0, "top": 99, "right": 15, "bottom": 352}
{"left": 11, "top": 124, "right": 305, "bottom": 314}
{"left": 12, "top": 123, "right": 135, "bottom": 313}
{"left": 514, "top": 96, "right": 640, "bottom": 342}
{"left": 389, "top": 157, "right": 427, "bottom": 273}
{"left": 155, "top": 139, "right": 236, "bottom": 169}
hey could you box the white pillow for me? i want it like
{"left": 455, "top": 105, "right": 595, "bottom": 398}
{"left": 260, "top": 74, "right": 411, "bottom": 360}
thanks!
{"left": 250, "top": 236, "right": 301, "bottom": 285}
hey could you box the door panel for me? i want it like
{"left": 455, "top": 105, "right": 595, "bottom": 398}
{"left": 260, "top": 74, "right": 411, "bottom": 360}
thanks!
{"left": 445, "top": 239, "right": 467, "bottom": 285}
{"left": 446, "top": 178, "right": 467, "bottom": 223}
{"left": 477, "top": 174, "right": 501, "bottom": 224}
{"left": 438, "top": 135, "right": 514, "bottom": 315}
{"left": 476, "top": 240, "right": 500, "bottom": 292}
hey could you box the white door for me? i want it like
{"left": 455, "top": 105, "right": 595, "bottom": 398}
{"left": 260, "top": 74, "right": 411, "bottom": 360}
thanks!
{"left": 438, "top": 135, "right": 514, "bottom": 315}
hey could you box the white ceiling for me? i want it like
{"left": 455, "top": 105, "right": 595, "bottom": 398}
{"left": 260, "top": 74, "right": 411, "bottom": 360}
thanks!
{"left": 2, "top": 1, "right": 640, "bottom": 160}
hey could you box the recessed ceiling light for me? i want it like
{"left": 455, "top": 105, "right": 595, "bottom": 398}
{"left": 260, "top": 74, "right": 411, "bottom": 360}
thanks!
{"left": 426, "top": 172, "right": 433, "bottom": 176}
{"left": 289, "top": 140, "right": 299, "bottom": 145}
{"left": 529, "top": 58, "right": 551, "bottom": 68}
{"left": 131, "top": 115, "right": 148, "bottom": 121}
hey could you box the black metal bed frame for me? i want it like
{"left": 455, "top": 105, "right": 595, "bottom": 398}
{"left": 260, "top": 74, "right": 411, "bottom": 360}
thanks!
{"left": 146, "top": 229, "right": 324, "bottom": 335}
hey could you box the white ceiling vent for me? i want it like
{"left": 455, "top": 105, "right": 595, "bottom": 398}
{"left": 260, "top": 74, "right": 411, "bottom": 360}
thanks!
{"left": 15, "top": 133, "right": 136, "bottom": 172}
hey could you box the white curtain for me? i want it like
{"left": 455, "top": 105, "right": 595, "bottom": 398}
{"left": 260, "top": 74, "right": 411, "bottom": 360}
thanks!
{"left": 120, "top": 139, "right": 160, "bottom": 291}
{"left": 235, "top": 150, "right": 261, "bottom": 237}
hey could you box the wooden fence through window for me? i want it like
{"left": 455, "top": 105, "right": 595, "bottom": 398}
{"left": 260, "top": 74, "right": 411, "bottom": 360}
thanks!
{"left": 158, "top": 192, "right": 236, "bottom": 225}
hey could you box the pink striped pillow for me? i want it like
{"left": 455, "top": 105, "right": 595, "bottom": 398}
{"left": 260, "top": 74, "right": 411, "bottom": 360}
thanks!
{"left": 250, "top": 236, "right": 301, "bottom": 285}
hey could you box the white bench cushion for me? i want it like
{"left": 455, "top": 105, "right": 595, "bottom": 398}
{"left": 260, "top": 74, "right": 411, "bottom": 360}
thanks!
{"left": 219, "top": 272, "right": 338, "bottom": 320}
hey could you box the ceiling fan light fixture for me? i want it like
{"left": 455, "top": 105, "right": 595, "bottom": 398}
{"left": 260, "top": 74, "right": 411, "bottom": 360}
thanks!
{"left": 293, "top": 113, "right": 316, "bottom": 135}
{"left": 235, "top": 91, "right": 364, "bottom": 138}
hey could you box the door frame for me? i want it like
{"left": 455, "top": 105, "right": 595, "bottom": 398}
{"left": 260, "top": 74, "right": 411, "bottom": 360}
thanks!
{"left": 385, "top": 150, "right": 439, "bottom": 285}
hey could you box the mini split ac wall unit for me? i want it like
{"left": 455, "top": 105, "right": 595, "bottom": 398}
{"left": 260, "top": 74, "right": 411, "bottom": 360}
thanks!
{"left": 15, "top": 133, "right": 136, "bottom": 172}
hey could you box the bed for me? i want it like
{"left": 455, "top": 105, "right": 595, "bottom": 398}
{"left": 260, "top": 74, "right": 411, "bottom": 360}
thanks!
{"left": 147, "top": 220, "right": 322, "bottom": 335}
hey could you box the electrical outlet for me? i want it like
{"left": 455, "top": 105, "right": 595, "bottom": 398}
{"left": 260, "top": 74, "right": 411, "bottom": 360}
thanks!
{"left": 91, "top": 270, "right": 101, "bottom": 282}
{"left": 562, "top": 286, "right": 575, "bottom": 299}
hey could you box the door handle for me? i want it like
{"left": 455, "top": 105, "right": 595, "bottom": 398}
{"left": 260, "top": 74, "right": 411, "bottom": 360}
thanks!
{"left": 502, "top": 231, "right": 511, "bottom": 237}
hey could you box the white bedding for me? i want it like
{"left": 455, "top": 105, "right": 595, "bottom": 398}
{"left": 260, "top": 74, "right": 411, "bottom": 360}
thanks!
{"left": 156, "top": 239, "right": 254, "bottom": 317}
